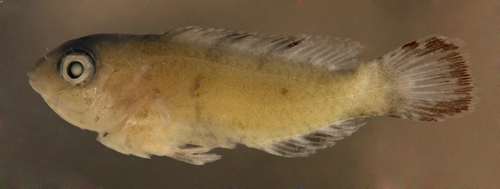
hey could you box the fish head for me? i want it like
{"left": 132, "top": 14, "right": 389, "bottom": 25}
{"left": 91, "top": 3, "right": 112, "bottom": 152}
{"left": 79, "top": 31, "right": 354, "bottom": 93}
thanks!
{"left": 28, "top": 34, "right": 144, "bottom": 133}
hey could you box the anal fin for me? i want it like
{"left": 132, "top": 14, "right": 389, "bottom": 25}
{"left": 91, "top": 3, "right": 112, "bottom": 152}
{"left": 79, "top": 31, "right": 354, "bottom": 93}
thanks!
{"left": 259, "top": 118, "right": 365, "bottom": 158}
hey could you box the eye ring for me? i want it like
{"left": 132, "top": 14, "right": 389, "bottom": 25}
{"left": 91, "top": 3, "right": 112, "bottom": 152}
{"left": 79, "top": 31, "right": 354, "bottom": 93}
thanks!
{"left": 57, "top": 48, "right": 96, "bottom": 87}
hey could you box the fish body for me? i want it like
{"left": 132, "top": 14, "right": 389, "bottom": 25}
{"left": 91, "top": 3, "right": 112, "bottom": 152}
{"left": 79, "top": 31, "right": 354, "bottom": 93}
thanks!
{"left": 28, "top": 27, "right": 476, "bottom": 165}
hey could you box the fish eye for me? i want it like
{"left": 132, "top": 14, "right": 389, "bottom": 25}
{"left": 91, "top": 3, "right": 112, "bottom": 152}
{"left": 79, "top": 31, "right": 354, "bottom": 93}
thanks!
{"left": 57, "top": 49, "right": 96, "bottom": 87}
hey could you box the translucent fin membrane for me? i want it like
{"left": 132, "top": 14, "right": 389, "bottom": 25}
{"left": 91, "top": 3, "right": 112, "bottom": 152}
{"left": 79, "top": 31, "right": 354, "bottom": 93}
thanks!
{"left": 162, "top": 26, "right": 362, "bottom": 71}
{"left": 260, "top": 118, "right": 365, "bottom": 157}
{"left": 379, "top": 35, "right": 477, "bottom": 122}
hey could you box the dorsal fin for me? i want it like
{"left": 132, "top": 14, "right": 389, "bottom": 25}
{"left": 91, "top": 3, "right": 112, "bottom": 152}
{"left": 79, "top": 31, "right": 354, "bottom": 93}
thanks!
{"left": 162, "top": 26, "right": 363, "bottom": 71}
{"left": 258, "top": 118, "right": 365, "bottom": 157}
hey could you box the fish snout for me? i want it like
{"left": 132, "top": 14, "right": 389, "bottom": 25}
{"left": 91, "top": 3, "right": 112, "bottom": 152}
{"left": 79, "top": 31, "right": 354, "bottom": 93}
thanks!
{"left": 27, "top": 69, "right": 35, "bottom": 82}
{"left": 28, "top": 55, "right": 52, "bottom": 89}
{"left": 27, "top": 69, "right": 40, "bottom": 93}
{"left": 27, "top": 61, "right": 46, "bottom": 93}
{"left": 27, "top": 64, "right": 40, "bottom": 84}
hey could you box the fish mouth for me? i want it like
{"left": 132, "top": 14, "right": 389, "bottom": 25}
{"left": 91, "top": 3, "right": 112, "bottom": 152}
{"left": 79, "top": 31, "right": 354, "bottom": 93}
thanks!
{"left": 28, "top": 56, "right": 49, "bottom": 93}
{"left": 28, "top": 73, "right": 39, "bottom": 94}
{"left": 27, "top": 64, "right": 42, "bottom": 93}
{"left": 27, "top": 68, "right": 35, "bottom": 81}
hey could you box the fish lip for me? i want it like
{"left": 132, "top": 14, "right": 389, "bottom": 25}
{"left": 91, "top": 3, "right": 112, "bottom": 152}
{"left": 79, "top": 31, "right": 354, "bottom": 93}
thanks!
{"left": 27, "top": 69, "right": 35, "bottom": 84}
{"left": 27, "top": 56, "right": 43, "bottom": 80}
{"left": 28, "top": 74, "right": 40, "bottom": 94}
{"left": 28, "top": 55, "right": 49, "bottom": 92}
{"left": 27, "top": 68, "right": 35, "bottom": 80}
{"left": 27, "top": 64, "right": 42, "bottom": 93}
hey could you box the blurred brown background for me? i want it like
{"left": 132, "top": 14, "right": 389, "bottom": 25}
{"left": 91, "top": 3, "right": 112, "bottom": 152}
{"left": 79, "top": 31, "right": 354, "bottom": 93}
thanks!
{"left": 1, "top": 0, "right": 499, "bottom": 188}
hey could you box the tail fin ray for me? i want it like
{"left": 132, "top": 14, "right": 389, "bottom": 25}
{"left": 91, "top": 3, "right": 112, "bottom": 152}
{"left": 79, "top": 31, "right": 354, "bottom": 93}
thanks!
{"left": 378, "top": 35, "right": 477, "bottom": 122}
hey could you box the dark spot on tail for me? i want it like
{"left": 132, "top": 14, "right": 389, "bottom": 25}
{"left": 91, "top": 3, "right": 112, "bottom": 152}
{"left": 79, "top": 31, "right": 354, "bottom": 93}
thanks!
{"left": 392, "top": 95, "right": 474, "bottom": 122}
{"left": 423, "top": 37, "right": 459, "bottom": 55}
{"left": 399, "top": 37, "right": 462, "bottom": 60}
{"left": 388, "top": 44, "right": 475, "bottom": 122}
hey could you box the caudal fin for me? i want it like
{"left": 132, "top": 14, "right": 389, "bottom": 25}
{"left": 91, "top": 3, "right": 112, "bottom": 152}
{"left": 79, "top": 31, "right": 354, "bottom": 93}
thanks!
{"left": 378, "top": 35, "right": 477, "bottom": 122}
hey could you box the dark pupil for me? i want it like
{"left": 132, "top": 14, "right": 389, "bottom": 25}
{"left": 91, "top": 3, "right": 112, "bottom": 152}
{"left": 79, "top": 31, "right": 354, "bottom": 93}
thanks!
{"left": 67, "top": 61, "right": 84, "bottom": 79}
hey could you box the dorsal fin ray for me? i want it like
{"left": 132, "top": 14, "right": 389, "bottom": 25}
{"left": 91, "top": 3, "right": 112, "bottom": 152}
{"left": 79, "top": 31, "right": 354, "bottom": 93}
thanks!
{"left": 162, "top": 26, "right": 363, "bottom": 71}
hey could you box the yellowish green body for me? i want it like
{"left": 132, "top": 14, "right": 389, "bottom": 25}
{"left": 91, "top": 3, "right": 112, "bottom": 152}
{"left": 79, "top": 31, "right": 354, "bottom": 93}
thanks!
{"left": 28, "top": 27, "right": 475, "bottom": 165}
{"left": 113, "top": 39, "right": 391, "bottom": 147}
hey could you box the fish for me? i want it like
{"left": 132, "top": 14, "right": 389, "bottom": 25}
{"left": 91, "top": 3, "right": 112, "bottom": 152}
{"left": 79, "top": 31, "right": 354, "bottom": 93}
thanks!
{"left": 28, "top": 26, "right": 477, "bottom": 165}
